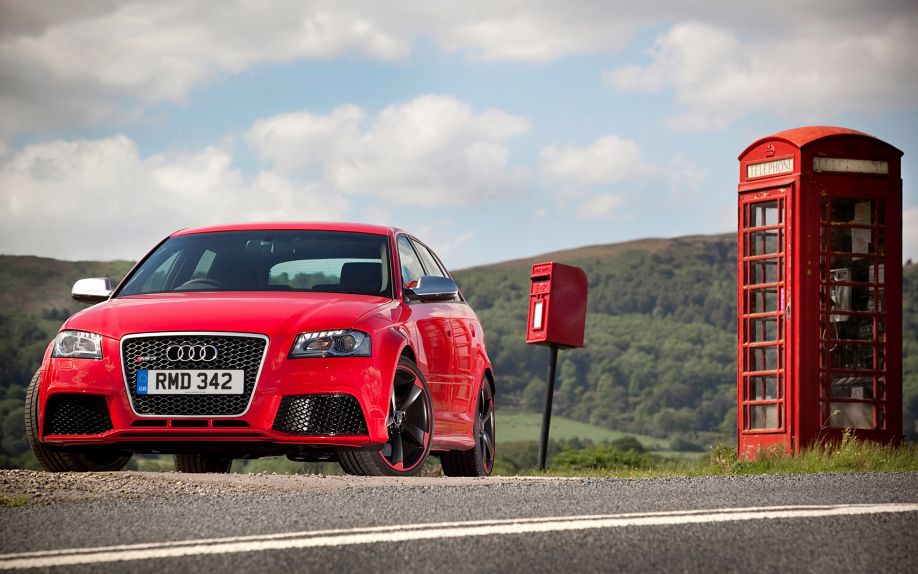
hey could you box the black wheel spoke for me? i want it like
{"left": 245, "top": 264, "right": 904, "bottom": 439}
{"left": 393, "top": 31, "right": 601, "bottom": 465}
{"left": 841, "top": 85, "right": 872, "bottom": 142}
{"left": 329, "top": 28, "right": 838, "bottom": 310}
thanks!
{"left": 479, "top": 390, "right": 490, "bottom": 418}
{"left": 403, "top": 385, "right": 423, "bottom": 410}
{"left": 482, "top": 428, "right": 494, "bottom": 455}
{"left": 403, "top": 424, "right": 425, "bottom": 447}
{"left": 415, "top": 394, "right": 429, "bottom": 429}
{"left": 390, "top": 431, "right": 404, "bottom": 465}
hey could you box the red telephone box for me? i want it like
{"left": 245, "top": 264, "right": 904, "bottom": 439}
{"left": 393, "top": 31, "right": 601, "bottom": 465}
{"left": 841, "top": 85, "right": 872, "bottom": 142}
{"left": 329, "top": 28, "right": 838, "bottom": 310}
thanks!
{"left": 736, "top": 126, "right": 903, "bottom": 458}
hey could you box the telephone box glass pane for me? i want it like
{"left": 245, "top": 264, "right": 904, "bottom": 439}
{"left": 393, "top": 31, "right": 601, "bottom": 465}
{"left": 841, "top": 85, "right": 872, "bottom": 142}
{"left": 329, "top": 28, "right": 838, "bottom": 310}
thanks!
{"left": 830, "top": 199, "right": 874, "bottom": 225}
{"left": 829, "top": 375, "right": 874, "bottom": 399}
{"left": 829, "top": 256, "right": 872, "bottom": 283}
{"left": 751, "top": 376, "right": 779, "bottom": 400}
{"left": 831, "top": 286, "right": 877, "bottom": 315}
{"left": 749, "top": 318, "right": 779, "bottom": 342}
{"left": 749, "top": 346, "right": 779, "bottom": 371}
{"left": 829, "top": 344, "right": 874, "bottom": 370}
{"left": 750, "top": 259, "right": 780, "bottom": 285}
{"left": 829, "top": 402, "right": 875, "bottom": 429}
{"left": 749, "top": 288, "right": 779, "bottom": 313}
{"left": 748, "top": 230, "right": 781, "bottom": 255}
{"left": 748, "top": 201, "right": 779, "bottom": 227}
{"left": 830, "top": 315, "right": 879, "bottom": 341}
{"left": 749, "top": 405, "right": 779, "bottom": 429}
{"left": 830, "top": 227, "right": 873, "bottom": 254}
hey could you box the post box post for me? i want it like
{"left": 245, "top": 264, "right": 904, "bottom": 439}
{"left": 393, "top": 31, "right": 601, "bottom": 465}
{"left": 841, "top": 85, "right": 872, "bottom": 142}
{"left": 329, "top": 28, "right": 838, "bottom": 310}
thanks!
{"left": 537, "top": 344, "right": 560, "bottom": 470}
{"left": 526, "top": 261, "right": 588, "bottom": 469}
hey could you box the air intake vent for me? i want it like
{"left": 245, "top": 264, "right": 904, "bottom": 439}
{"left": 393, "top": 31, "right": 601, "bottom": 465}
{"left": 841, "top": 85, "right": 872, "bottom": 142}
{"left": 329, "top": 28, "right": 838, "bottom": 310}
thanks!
{"left": 273, "top": 394, "right": 368, "bottom": 436}
{"left": 44, "top": 395, "right": 113, "bottom": 435}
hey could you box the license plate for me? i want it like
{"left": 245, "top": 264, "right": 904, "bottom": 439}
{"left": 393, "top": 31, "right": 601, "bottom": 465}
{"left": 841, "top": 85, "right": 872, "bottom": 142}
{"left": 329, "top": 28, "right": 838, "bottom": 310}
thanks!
{"left": 136, "top": 370, "right": 244, "bottom": 395}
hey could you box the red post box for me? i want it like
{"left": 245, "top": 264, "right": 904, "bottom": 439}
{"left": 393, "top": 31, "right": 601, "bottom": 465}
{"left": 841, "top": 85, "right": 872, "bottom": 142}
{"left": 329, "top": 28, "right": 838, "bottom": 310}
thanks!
{"left": 525, "top": 261, "right": 588, "bottom": 469}
{"left": 736, "top": 126, "right": 903, "bottom": 459}
{"left": 526, "top": 262, "right": 588, "bottom": 348}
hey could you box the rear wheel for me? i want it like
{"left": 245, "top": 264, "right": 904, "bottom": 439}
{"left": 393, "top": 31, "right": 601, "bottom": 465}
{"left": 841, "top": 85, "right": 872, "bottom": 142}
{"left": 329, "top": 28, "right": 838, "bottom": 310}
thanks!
{"left": 338, "top": 357, "right": 433, "bottom": 476}
{"left": 441, "top": 378, "right": 495, "bottom": 477}
{"left": 25, "top": 370, "right": 132, "bottom": 472}
{"left": 173, "top": 454, "right": 233, "bottom": 473}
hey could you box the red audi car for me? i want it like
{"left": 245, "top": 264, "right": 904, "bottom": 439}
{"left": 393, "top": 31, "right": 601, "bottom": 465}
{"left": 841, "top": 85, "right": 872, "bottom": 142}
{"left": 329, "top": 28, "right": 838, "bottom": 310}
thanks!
{"left": 26, "top": 223, "right": 495, "bottom": 476}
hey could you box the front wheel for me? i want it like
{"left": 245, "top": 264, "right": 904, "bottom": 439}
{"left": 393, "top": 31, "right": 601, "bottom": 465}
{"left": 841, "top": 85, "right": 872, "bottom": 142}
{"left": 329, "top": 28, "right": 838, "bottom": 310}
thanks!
{"left": 441, "top": 378, "right": 495, "bottom": 476}
{"left": 338, "top": 357, "right": 433, "bottom": 476}
{"left": 25, "top": 370, "right": 132, "bottom": 472}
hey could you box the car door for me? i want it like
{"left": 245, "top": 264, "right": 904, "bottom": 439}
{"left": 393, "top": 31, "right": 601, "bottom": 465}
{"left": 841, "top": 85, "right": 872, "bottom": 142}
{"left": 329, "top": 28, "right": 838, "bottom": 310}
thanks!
{"left": 410, "top": 238, "right": 475, "bottom": 427}
{"left": 396, "top": 235, "right": 455, "bottom": 435}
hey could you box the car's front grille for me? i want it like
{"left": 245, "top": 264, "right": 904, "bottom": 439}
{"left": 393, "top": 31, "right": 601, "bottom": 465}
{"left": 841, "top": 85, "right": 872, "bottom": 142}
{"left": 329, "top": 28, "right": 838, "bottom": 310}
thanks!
{"left": 122, "top": 333, "right": 268, "bottom": 417}
{"left": 273, "top": 394, "right": 368, "bottom": 436}
{"left": 44, "top": 394, "right": 113, "bottom": 435}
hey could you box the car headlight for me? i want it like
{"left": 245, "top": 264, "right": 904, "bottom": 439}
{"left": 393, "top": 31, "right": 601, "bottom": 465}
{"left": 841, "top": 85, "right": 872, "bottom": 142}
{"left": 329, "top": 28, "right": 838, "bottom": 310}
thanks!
{"left": 52, "top": 330, "right": 103, "bottom": 359}
{"left": 289, "top": 330, "right": 371, "bottom": 358}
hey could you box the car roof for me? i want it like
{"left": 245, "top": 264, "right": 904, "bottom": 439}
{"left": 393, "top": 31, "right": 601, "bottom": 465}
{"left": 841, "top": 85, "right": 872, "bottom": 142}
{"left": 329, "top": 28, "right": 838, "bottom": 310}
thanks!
{"left": 172, "top": 222, "right": 401, "bottom": 237}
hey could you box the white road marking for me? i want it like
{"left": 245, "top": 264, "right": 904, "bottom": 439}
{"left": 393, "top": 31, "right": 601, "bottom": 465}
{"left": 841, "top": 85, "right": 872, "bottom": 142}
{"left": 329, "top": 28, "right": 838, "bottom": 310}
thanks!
{"left": 1, "top": 503, "right": 916, "bottom": 570}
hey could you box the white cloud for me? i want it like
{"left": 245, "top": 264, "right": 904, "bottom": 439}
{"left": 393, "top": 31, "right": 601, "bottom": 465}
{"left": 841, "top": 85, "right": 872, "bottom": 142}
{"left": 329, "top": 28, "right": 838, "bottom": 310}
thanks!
{"left": 541, "top": 135, "right": 652, "bottom": 186}
{"left": 904, "top": 207, "right": 918, "bottom": 263}
{"left": 247, "top": 106, "right": 364, "bottom": 175}
{"left": 604, "top": 17, "right": 918, "bottom": 129}
{"left": 539, "top": 134, "right": 650, "bottom": 221}
{"left": 575, "top": 194, "right": 628, "bottom": 220}
{"left": 2, "top": 2, "right": 915, "bottom": 137}
{"left": 248, "top": 95, "right": 530, "bottom": 206}
{"left": 667, "top": 157, "right": 706, "bottom": 200}
{"left": 0, "top": 1, "right": 411, "bottom": 138}
{"left": 0, "top": 135, "right": 348, "bottom": 260}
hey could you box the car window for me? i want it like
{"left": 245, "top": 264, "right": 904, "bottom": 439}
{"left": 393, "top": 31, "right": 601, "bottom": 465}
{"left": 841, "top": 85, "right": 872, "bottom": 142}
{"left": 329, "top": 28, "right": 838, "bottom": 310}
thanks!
{"left": 190, "top": 250, "right": 216, "bottom": 279}
{"left": 119, "top": 230, "right": 392, "bottom": 297}
{"left": 397, "top": 236, "right": 425, "bottom": 288}
{"left": 140, "top": 251, "right": 180, "bottom": 292}
{"left": 268, "top": 258, "right": 378, "bottom": 290}
{"left": 411, "top": 239, "right": 448, "bottom": 278}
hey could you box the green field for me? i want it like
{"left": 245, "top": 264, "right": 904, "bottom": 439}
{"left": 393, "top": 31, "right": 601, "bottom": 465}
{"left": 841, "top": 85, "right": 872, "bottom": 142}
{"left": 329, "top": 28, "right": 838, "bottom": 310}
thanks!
{"left": 497, "top": 410, "right": 672, "bottom": 449}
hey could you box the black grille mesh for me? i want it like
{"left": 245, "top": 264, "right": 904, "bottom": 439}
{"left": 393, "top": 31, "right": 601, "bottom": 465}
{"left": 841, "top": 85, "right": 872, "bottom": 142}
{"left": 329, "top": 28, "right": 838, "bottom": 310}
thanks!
{"left": 273, "top": 394, "right": 368, "bottom": 436}
{"left": 122, "top": 334, "right": 267, "bottom": 416}
{"left": 44, "top": 394, "right": 113, "bottom": 435}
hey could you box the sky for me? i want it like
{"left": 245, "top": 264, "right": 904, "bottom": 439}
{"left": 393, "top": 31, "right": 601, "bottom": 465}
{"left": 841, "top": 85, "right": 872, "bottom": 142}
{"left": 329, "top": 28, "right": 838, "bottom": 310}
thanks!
{"left": 1, "top": 1, "right": 916, "bottom": 270}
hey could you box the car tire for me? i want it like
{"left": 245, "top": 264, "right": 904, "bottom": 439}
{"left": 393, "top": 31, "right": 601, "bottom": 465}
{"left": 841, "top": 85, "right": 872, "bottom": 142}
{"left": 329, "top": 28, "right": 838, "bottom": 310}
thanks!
{"left": 440, "top": 378, "right": 495, "bottom": 477}
{"left": 25, "top": 370, "right": 133, "bottom": 472}
{"left": 338, "top": 357, "right": 433, "bottom": 477}
{"left": 173, "top": 454, "right": 233, "bottom": 473}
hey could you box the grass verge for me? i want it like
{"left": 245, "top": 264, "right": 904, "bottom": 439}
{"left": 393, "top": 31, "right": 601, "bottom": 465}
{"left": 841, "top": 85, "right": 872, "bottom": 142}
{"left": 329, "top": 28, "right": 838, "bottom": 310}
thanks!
{"left": 522, "top": 434, "right": 918, "bottom": 478}
{"left": 0, "top": 494, "right": 27, "bottom": 508}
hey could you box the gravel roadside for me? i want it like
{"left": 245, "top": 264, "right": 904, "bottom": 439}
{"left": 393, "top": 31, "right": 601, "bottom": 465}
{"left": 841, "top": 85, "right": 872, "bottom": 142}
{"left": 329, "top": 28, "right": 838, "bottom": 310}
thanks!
{"left": 0, "top": 469, "right": 523, "bottom": 506}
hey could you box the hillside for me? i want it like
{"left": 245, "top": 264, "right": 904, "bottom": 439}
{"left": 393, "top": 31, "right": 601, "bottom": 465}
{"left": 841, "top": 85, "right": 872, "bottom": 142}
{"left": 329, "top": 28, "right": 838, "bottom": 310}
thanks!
{"left": 452, "top": 234, "right": 918, "bottom": 446}
{"left": 1, "top": 236, "right": 916, "bottom": 467}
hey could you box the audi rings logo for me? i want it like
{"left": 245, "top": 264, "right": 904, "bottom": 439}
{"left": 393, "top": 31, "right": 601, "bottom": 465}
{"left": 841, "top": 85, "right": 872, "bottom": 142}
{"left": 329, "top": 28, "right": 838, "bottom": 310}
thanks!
{"left": 166, "top": 344, "right": 218, "bottom": 362}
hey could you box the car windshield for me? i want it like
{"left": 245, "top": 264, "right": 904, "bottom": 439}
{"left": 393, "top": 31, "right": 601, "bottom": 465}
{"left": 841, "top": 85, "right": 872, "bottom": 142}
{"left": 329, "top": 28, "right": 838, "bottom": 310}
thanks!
{"left": 118, "top": 230, "right": 393, "bottom": 298}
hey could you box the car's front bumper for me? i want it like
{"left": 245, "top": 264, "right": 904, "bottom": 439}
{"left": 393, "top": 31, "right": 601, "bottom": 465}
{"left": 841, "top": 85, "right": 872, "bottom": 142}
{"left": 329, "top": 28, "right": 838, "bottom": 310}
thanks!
{"left": 38, "top": 335, "right": 394, "bottom": 453}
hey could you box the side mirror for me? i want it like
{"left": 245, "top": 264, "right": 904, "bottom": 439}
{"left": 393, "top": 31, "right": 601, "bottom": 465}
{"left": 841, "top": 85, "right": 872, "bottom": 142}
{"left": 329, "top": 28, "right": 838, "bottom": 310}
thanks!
{"left": 405, "top": 276, "right": 460, "bottom": 303}
{"left": 72, "top": 277, "right": 113, "bottom": 304}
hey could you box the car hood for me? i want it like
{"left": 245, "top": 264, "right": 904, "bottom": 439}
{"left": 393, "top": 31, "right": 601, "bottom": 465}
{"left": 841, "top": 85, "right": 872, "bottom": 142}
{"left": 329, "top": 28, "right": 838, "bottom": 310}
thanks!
{"left": 65, "top": 292, "right": 392, "bottom": 340}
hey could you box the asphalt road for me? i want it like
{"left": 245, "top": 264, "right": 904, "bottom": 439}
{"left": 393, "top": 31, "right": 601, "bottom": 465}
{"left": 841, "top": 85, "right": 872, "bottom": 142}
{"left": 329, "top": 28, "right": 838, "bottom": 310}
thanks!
{"left": 2, "top": 471, "right": 917, "bottom": 573}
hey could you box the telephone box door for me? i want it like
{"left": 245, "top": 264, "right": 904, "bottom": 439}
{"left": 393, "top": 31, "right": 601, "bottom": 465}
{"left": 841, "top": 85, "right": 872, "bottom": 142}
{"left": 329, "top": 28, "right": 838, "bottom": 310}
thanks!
{"left": 738, "top": 188, "right": 792, "bottom": 451}
{"left": 818, "top": 191, "right": 893, "bottom": 434}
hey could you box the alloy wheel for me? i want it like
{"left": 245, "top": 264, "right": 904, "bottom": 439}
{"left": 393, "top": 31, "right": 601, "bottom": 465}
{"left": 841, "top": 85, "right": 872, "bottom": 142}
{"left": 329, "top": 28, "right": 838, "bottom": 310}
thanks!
{"left": 380, "top": 364, "right": 431, "bottom": 471}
